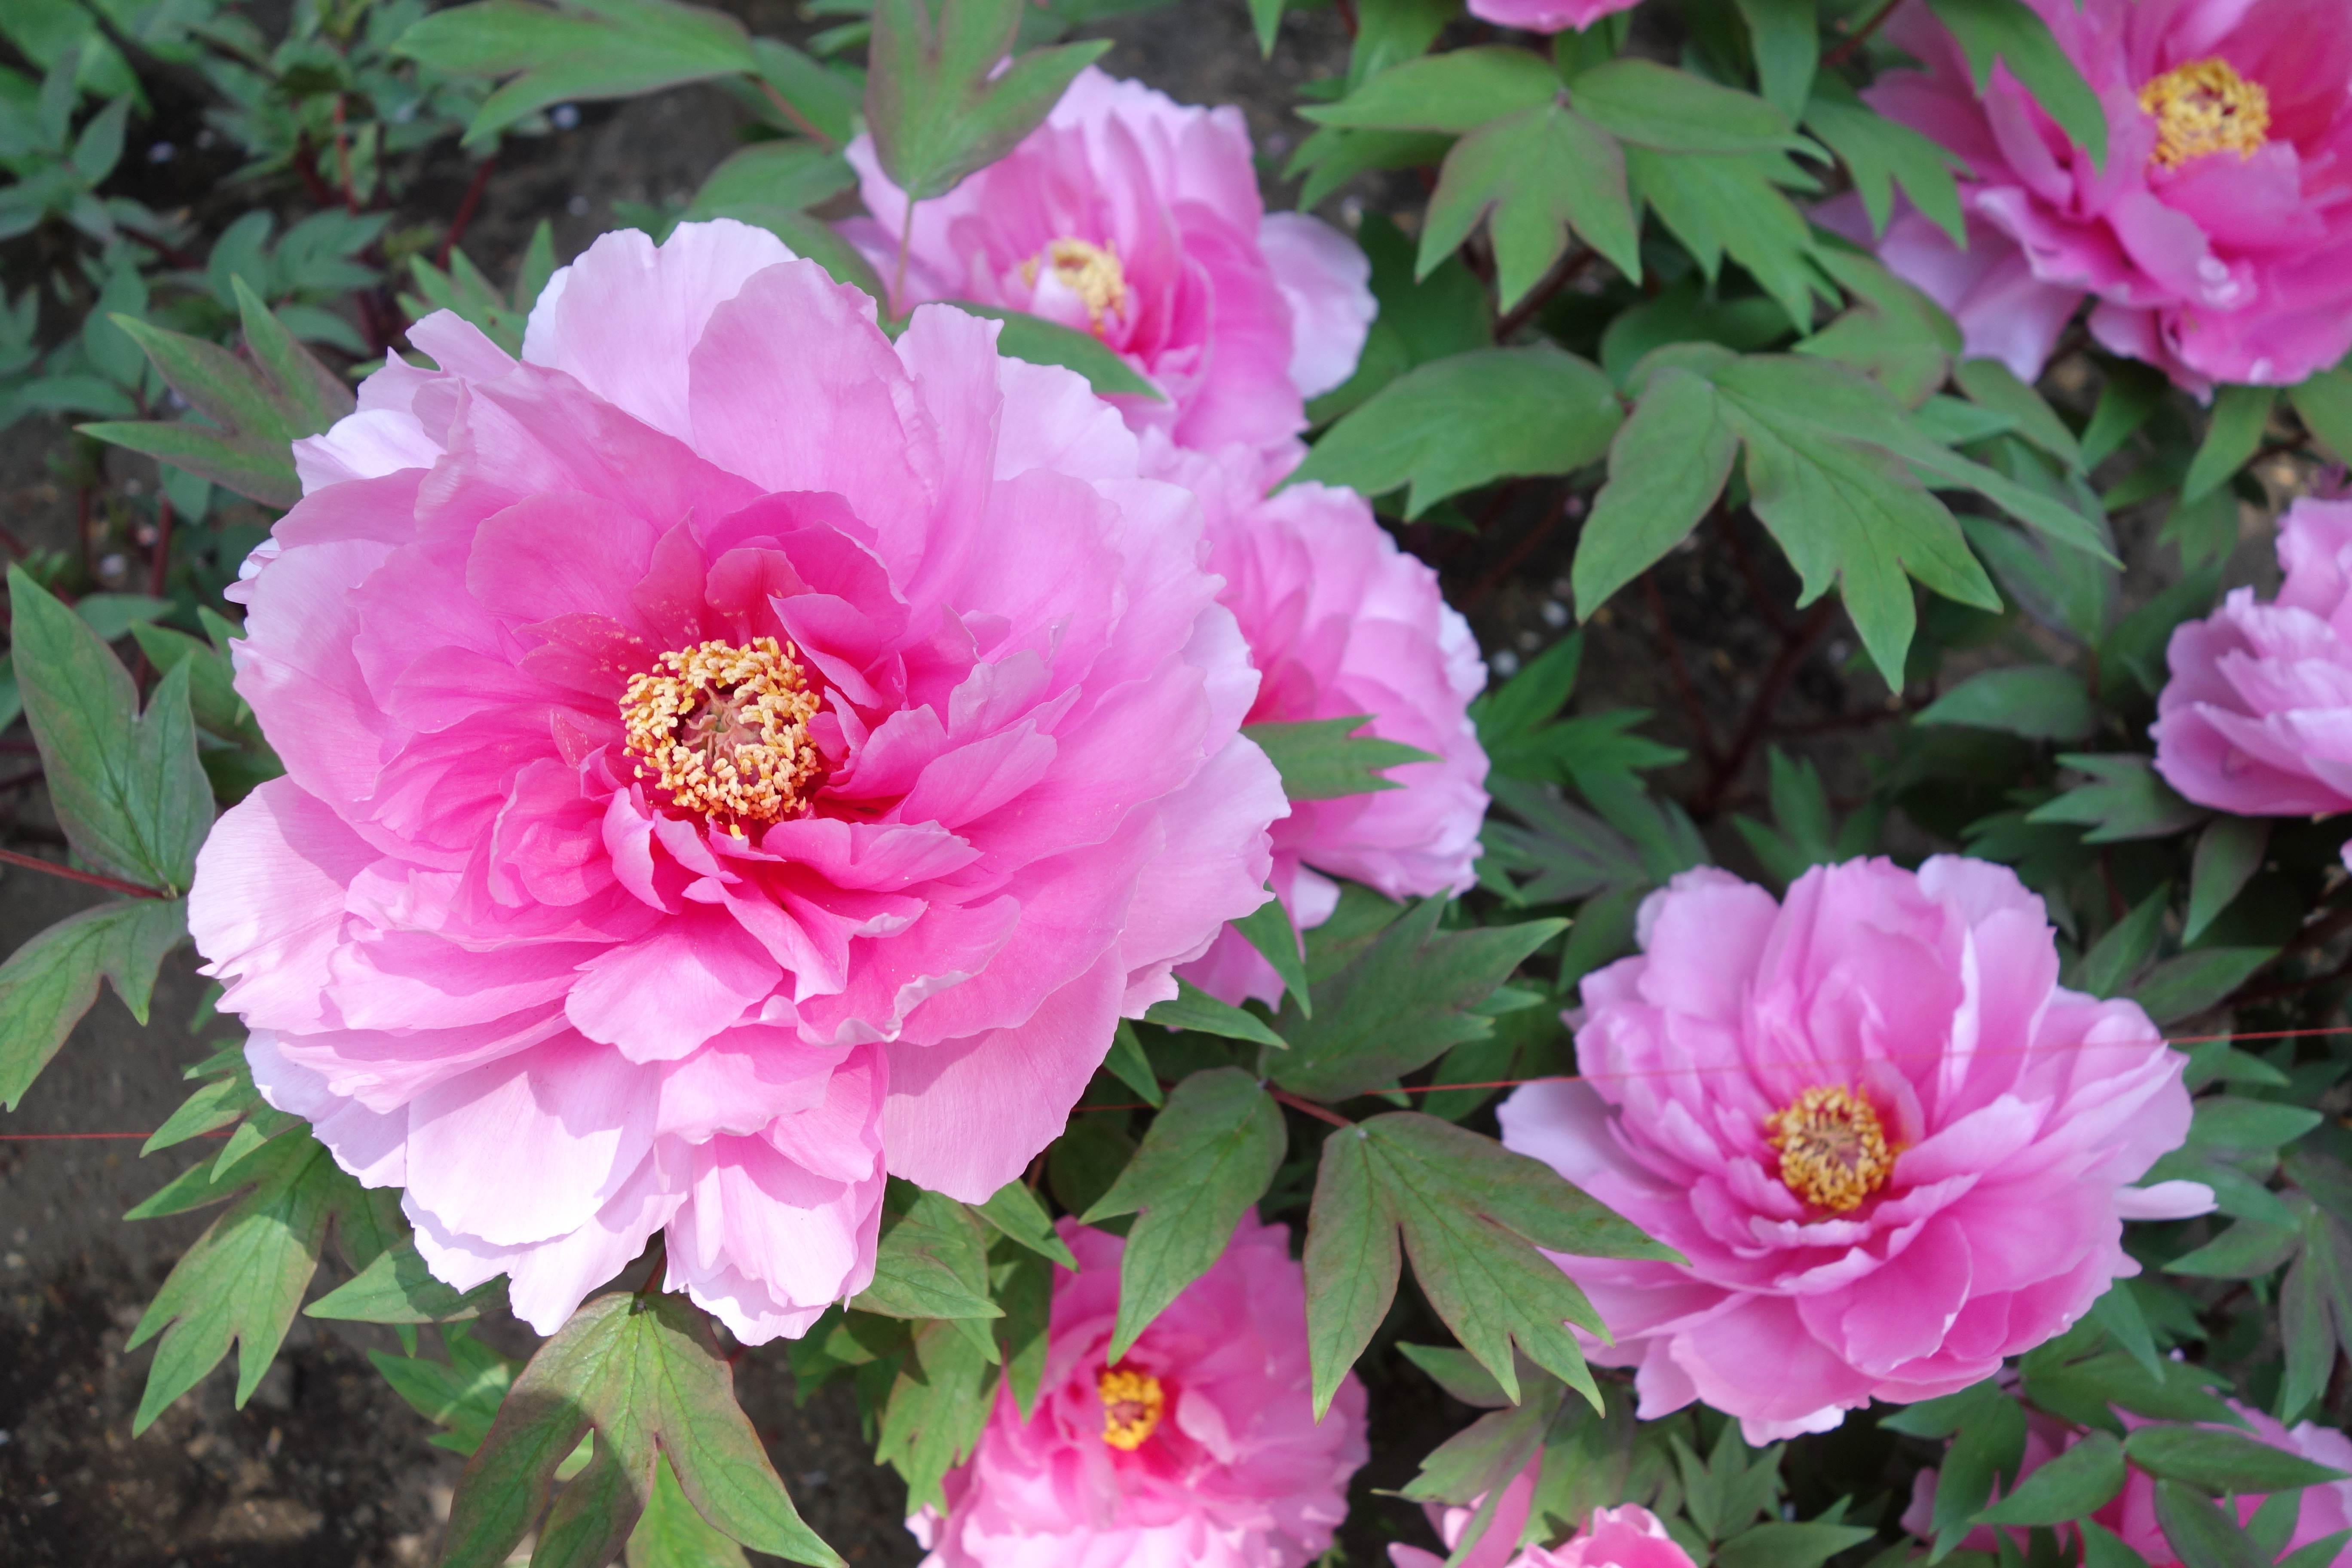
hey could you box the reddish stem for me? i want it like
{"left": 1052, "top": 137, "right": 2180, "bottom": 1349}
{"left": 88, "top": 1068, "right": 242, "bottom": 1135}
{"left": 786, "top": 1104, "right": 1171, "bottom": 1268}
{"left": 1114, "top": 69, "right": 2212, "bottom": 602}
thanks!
{"left": 1822, "top": 0, "right": 1902, "bottom": 69}
{"left": 0, "top": 846, "right": 172, "bottom": 900}
{"left": 441, "top": 156, "right": 499, "bottom": 268}
{"left": 1645, "top": 572, "right": 1721, "bottom": 767}
{"left": 1691, "top": 598, "right": 1838, "bottom": 818}
{"left": 756, "top": 81, "right": 831, "bottom": 149}
{"left": 1461, "top": 490, "right": 1568, "bottom": 613}
{"left": 1269, "top": 1088, "right": 1354, "bottom": 1129}
{"left": 146, "top": 497, "right": 174, "bottom": 600}
{"left": 331, "top": 95, "right": 358, "bottom": 212}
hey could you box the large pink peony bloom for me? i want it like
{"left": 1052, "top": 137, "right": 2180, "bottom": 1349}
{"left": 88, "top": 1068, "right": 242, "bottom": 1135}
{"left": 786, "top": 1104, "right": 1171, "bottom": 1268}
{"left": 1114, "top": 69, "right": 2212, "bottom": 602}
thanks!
{"left": 187, "top": 219, "right": 1285, "bottom": 1342}
{"left": 909, "top": 1212, "right": 1367, "bottom": 1568}
{"left": 1903, "top": 1398, "right": 2352, "bottom": 1564}
{"left": 2155, "top": 495, "right": 2352, "bottom": 816}
{"left": 1145, "top": 437, "right": 1489, "bottom": 1007}
{"left": 1498, "top": 857, "right": 2213, "bottom": 1442}
{"left": 842, "top": 68, "right": 1375, "bottom": 458}
{"left": 1465, "top": 0, "right": 1642, "bottom": 35}
{"left": 1861, "top": 0, "right": 2352, "bottom": 389}
{"left": 1392, "top": 1470, "right": 1698, "bottom": 1568}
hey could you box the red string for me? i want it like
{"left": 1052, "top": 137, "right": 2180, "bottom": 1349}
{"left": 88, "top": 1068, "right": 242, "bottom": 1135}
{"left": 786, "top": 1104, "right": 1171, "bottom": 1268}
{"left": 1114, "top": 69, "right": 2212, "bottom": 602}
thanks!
{"left": 6, "top": 1027, "right": 2350, "bottom": 1142}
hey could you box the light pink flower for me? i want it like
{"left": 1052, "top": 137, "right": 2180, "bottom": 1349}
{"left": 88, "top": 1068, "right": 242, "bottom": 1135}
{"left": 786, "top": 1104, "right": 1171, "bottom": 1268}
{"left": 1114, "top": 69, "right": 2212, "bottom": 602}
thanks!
{"left": 1465, "top": 0, "right": 1642, "bottom": 35}
{"left": 842, "top": 67, "right": 1375, "bottom": 459}
{"left": 1860, "top": 0, "right": 2352, "bottom": 389}
{"left": 1392, "top": 1472, "right": 1699, "bottom": 1568}
{"left": 1499, "top": 857, "right": 2213, "bottom": 1443}
{"left": 187, "top": 219, "right": 1284, "bottom": 1342}
{"left": 1904, "top": 1398, "right": 2352, "bottom": 1565}
{"left": 1143, "top": 437, "right": 1489, "bottom": 1007}
{"left": 2155, "top": 496, "right": 2352, "bottom": 816}
{"left": 910, "top": 1213, "right": 1368, "bottom": 1568}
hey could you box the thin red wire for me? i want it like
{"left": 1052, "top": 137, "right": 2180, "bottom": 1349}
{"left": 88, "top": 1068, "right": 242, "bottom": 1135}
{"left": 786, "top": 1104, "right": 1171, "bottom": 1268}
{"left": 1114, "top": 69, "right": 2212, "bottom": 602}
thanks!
{"left": 7, "top": 1027, "right": 2352, "bottom": 1142}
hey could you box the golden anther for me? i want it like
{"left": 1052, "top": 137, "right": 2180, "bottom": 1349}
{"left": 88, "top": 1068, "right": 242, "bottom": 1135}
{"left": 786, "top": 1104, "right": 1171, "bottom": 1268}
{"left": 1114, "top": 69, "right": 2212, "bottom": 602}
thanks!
{"left": 2139, "top": 58, "right": 2271, "bottom": 170}
{"left": 1765, "top": 1086, "right": 1897, "bottom": 1213}
{"left": 1020, "top": 237, "right": 1129, "bottom": 333}
{"left": 619, "top": 637, "right": 823, "bottom": 835}
{"left": 1097, "top": 1366, "right": 1164, "bottom": 1451}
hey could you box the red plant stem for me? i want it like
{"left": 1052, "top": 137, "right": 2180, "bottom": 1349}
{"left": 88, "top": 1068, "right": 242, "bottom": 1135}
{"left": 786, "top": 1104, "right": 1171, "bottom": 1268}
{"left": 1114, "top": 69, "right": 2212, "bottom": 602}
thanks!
{"left": 1644, "top": 571, "right": 1721, "bottom": 767}
{"left": 331, "top": 95, "right": 358, "bottom": 212}
{"left": 756, "top": 81, "right": 831, "bottom": 149}
{"left": 1493, "top": 248, "right": 1597, "bottom": 342}
{"left": 1822, "top": 0, "right": 1902, "bottom": 68}
{"left": 0, "top": 846, "right": 172, "bottom": 900}
{"left": 1333, "top": 0, "right": 1359, "bottom": 38}
{"left": 0, "top": 767, "right": 44, "bottom": 793}
{"left": 74, "top": 484, "right": 92, "bottom": 580}
{"left": 1715, "top": 507, "right": 1791, "bottom": 637}
{"left": 146, "top": 496, "right": 174, "bottom": 599}
{"left": 441, "top": 156, "right": 499, "bottom": 268}
{"left": 1461, "top": 490, "right": 1568, "bottom": 612}
{"left": 1693, "top": 597, "right": 1838, "bottom": 817}
{"left": 291, "top": 132, "right": 339, "bottom": 210}
{"left": 1269, "top": 1088, "right": 1353, "bottom": 1129}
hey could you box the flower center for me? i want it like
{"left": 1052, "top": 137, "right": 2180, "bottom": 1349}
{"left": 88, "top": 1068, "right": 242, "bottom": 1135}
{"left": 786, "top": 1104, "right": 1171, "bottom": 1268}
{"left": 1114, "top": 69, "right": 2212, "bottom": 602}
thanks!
{"left": 1023, "top": 237, "right": 1128, "bottom": 333}
{"left": 2138, "top": 58, "right": 2270, "bottom": 170}
{"left": 619, "top": 637, "right": 824, "bottom": 836}
{"left": 1097, "top": 1366, "right": 1164, "bottom": 1451}
{"left": 1765, "top": 1086, "right": 1896, "bottom": 1213}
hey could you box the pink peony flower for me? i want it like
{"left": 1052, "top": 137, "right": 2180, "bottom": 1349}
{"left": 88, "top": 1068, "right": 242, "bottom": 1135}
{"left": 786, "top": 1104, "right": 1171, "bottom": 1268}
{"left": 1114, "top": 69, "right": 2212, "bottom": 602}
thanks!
{"left": 842, "top": 67, "right": 1375, "bottom": 459}
{"left": 1392, "top": 1472, "right": 1699, "bottom": 1568}
{"left": 187, "top": 219, "right": 1285, "bottom": 1343}
{"left": 1860, "top": 0, "right": 2352, "bottom": 389}
{"left": 1465, "top": 0, "right": 1642, "bottom": 35}
{"left": 1498, "top": 857, "right": 2214, "bottom": 1442}
{"left": 1142, "top": 437, "right": 1490, "bottom": 1007}
{"left": 2154, "top": 495, "right": 2352, "bottom": 816}
{"left": 909, "top": 1212, "right": 1367, "bottom": 1568}
{"left": 1903, "top": 1398, "right": 2352, "bottom": 1565}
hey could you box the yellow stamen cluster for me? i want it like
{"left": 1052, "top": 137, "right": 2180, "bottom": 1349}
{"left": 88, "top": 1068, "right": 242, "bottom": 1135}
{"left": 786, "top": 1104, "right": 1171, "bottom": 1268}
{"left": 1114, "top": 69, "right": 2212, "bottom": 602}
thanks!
{"left": 619, "top": 637, "right": 823, "bottom": 836}
{"left": 2139, "top": 58, "right": 2271, "bottom": 170}
{"left": 1097, "top": 1366, "right": 1164, "bottom": 1452}
{"left": 1021, "top": 237, "right": 1129, "bottom": 333}
{"left": 1765, "top": 1086, "right": 1897, "bottom": 1213}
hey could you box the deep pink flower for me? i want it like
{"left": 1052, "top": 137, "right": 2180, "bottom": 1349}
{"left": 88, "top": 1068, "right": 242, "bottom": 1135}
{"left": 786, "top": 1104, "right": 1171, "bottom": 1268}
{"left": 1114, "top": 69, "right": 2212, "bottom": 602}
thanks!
{"left": 1904, "top": 1398, "right": 2352, "bottom": 1565}
{"left": 187, "top": 219, "right": 1284, "bottom": 1342}
{"left": 1860, "top": 0, "right": 2352, "bottom": 389}
{"left": 909, "top": 1213, "right": 1367, "bottom": 1568}
{"left": 1499, "top": 857, "right": 2212, "bottom": 1442}
{"left": 1464, "top": 0, "right": 1642, "bottom": 35}
{"left": 842, "top": 67, "right": 1375, "bottom": 458}
{"left": 1143, "top": 437, "right": 1489, "bottom": 1006}
{"left": 2155, "top": 496, "right": 2352, "bottom": 816}
{"left": 1392, "top": 1472, "right": 1699, "bottom": 1568}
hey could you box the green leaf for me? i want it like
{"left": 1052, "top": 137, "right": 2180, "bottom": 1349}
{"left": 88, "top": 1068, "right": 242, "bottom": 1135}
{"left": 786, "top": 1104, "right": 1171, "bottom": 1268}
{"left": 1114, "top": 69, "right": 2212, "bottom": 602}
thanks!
{"left": 1567, "top": 58, "right": 1806, "bottom": 153}
{"left": 2084, "top": 363, "right": 2170, "bottom": 470}
{"left": 1300, "top": 46, "right": 1562, "bottom": 133}
{"left": 1271, "top": 900, "right": 1566, "bottom": 1102}
{"left": 1289, "top": 346, "right": 1623, "bottom": 519}
{"left": 370, "top": 1326, "right": 521, "bottom": 1455}
{"left": 441, "top": 1292, "right": 839, "bottom": 1568}
{"left": 2279, "top": 1240, "right": 2335, "bottom": 1424}
{"left": 2184, "top": 818, "right": 2269, "bottom": 943}
{"left": 1956, "top": 358, "right": 2083, "bottom": 469}
{"left": 975, "top": 1178, "right": 1078, "bottom": 1269}
{"left": 2289, "top": 370, "right": 2352, "bottom": 466}
{"left": 1626, "top": 147, "right": 1828, "bottom": 328}
{"left": 1733, "top": 0, "right": 1816, "bottom": 120}
{"left": 1916, "top": 666, "right": 2095, "bottom": 741}
{"left": 853, "top": 1182, "right": 1002, "bottom": 1321}
{"left": 1717, "top": 1523, "right": 1881, "bottom": 1568}
{"left": 9, "top": 568, "right": 212, "bottom": 893}
{"left": 308, "top": 1238, "right": 506, "bottom": 1323}
{"left": 1243, "top": 714, "right": 1439, "bottom": 802}
{"left": 873, "top": 1316, "right": 996, "bottom": 1513}
{"left": 629, "top": 1454, "right": 751, "bottom": 1568}
{"left": 2153, "top": 1479, "right": 2283, "bottom": 1568}
{"left": 1100, "top": 1019, "right": 1165, "bottom": 1108}
{"left": 2191, "top": 1096, "right": 2324, "bottom": 1154}
{"left": 1397, "top": 1341, "right": 1512, "bottom": 1408}
{"left": 992, "top": 1247, "right": 1053, "bottom": 1420}
{"left": 2133, "top": 948, "right": 2275, "bottom": 1025}
{"left": 126, "top": 1135, "right": 364, "bottom": 1433}
{"left": 2167, "top": 1215, "right": 2304, "bottom": 1280}
{"left": 1248, "top": 0, "right": 1284, "bottom": 53}
{"left": 395, "top": 0, "right": 758, "bottom": 146}
{"left": 1231, "top": 895, "right": 1309, "bottom": 1018}
{"left": 2074, "top": 887, "right": 2167, "bottom": 1000}
{"left": 1419, "top": 103, "right": 1640, "bottom": 304}
{"left": 2180, "top": 386, "right": 2272, "bottom": 504}
{"left": 1804, "top": 83, "right": 1966, "bottom": 244}
{"left": 1923, "top": 0, "right": 2108, "bottom": 168}
{"left": 685, "top": 139, "right": 856, "bottom": 222}
{"left": 1082, "top": 1067, "right": 1285, "bottom": 1358}
{"left": 865, "top": 0, "right": 1108, "bottom": 201}
{"left": 1302, "top": 1124, "right": 1400, "bottom": 1418}
{"left": 1572, "top": 367, "right": 1738, "bottom": 618}
{"left": 747, "top": 36, "right": 861, "bottom": 147}
{"left": 943, "top": 302, "right": 1162, "bottom": 400}
{"left": 1142, "top": 976, "right": 1286, "bottom": 1049}
{"left": 0, "top": 896, "right": 185, "bottom": 1110}
{"left": 1978, "top": 1430, "right": 2126, "bottom": 1526}
{"left": 1931, "top": 1390, "right": 2029, "bottom": 1554}
{"left": 2027, "top": 754, "right": 2207, "bottom": 844}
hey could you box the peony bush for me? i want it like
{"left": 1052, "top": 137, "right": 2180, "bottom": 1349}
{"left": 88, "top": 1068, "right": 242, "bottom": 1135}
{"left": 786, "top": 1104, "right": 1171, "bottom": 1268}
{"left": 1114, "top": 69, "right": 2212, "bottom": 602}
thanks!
{"left": 3, "top": 0, "right": 2352, "bottom": 1564}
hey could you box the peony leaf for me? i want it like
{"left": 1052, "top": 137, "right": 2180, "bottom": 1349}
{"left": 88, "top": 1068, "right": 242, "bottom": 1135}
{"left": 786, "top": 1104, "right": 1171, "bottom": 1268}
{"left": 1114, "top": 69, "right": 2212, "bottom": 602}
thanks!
{"left": 1916, "top": 666, "right": 2097, "bottom": 741}
{"left": 2153, "top": 1478, "right": 2280, "bottom": 1568}
{"left": 2189, "top": 1096, "right": 2325, "bottom": 1154}
{"left": 2133, "top": 947, "right": 2277, "bottom": 1024}
{"left": 1243, "top": 714, "right": 1436, "bottom": 803}
{"left": 990, "top": 1248, "right": 1054, "bottom": 1420}
{"left": 1082, "top": 1067, "right": 1286, "bottom": 1359}
{"left": 2029, "top": 754, "right": 2208, "bottom": 844}
{"left": 309, "top": 1238, "right": 507, "bottom": 1324}
{"left": 1572, "top": 367, "right": 1735, "bottom": 618}
{"left": 1302, "top": 1125, "right": 1400, "bottom": 1419}
{"left": 1298, "top": 45, "right": 1561, "bottom": 134}
{"left": 865, "top": 0, "right": 1107, "bottom": 201}
{"left": 1928, "top": 1390, "right": 2027, "bottom": 1556}
{"left": 975, "top": 1178, "right": 1078, "bottom": 1268}
{"left": 1976, "top": 1429, "right": 2127, "bottom": 1526}
{"left": 683, "top": 140, "right": 857, "bottom": 225}
{"left": 2278, "top": 1237, "right": 2335, "bottom": 1424}
{"left": 0, "top": 895, "right": 186, "bottom": 1110}
{"left": 2184, "top": 818, "right": 2271, "bottom": 944}
{"left": 1099, "top": 1020, "right": 1165, "bottom": 1109}
{"left": 1566, "top": 58, "right": 1809, "bottom": 154}
{"left": 2128, "top": 1425, "right": 2351, "bottom": 1494}
{"left": 1923, "top": 0, "right": 2107, "bottom": 168}
{"left": 1230, "top": 895, "right": 1310, "bottom": 1019}
{"left": 1398, "top": 1372, "right": 1563, "bottom": 1504}
{"left": 853, "top": 1181, "right": 1003, "bottom": 1322}
{"left": 2290, "top": 370, "right": 2352, "bottom": 466}
{"left": 1418, "top": 103, "right": 1639, "bottom": 306}
{"left": 1290, "top": 346, "right": 1623, "bottom": 520}
{"left": 2167, "top": 1214, "right": 2306, "bottom": 1281}
{"left": 1142, "top": 978, "right": 1285, "bottom": 1049}
{"left": 874, "top": 1317, "right": 997, "bottom": 1514}
{"left": 1715, "top": 1522, "right": 1882, "bottom": 1568}
{"left": 442, "top": 1291, "right": 839, "bottom": 1568}
{"left": 2083, "top": 363, "right": 2171, "bottom": 470}
{"left": 1364, "top": 1112, "right": 1678, "bottom": 1264}
{"left": 1396, "top": 1342, "right": 1512, "bottom": 1408}
{"left": 1732, "top": 0, "right": 1817, "bottom": 121}
{"left": 2180, "top": 385, "right": 2275, "bottom": 504}
{"left": 747, "top": 36, "right": 860, "bottom": 148}
{"left": 940, "top": 302, "right": 1163, "bottom": 400}
{"left": 1956, "top": 358, "right": 2083, "bottom": 469}
{"left": 368, "top": 1326, "right": 522, "bottom": 1455}
{"left": 627, "top": 1455, "right": 750, "bottom": 1568}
